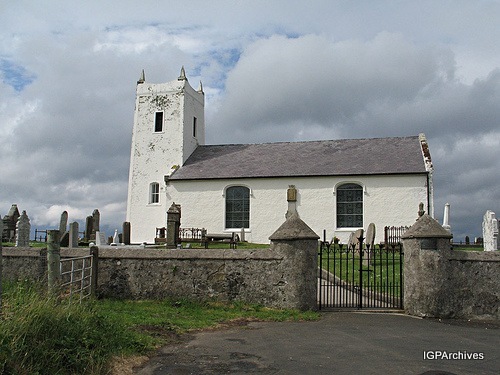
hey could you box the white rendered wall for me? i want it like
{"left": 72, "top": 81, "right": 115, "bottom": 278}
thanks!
{"left": 161, "top": 174, "right": 429, "bottom": 245}
{"left": 126, "top": 78, "right": 204, "bottom": 243}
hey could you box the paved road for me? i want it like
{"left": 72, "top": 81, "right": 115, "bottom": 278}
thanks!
{"left": 135, "top": 312, "right": 499, "bottom": 375}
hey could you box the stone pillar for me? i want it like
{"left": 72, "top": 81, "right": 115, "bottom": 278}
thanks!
{"left": 401, "top": 214, "right": 453, "bottom": 318}
{"left": 69, "top": 221, "right": 79, "bottom": 248}
{"left": 47, "top": 230, "right": 61, "bottom": 295}
{"left": 123, "top": 222, "right": 131, "bottom": 245}
{"left": 166, "top": 203, "right": 181, "bottom": 248}
{"left": 15, "top": 210, "right": 30, "bottom": 247}
{"left": 269, "top": 213, "right": 319, "bottom": 310}
{"left": 442, "top": 203, "right": 451, "bottom": 234}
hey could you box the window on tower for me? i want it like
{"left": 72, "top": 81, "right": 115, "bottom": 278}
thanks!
{"left": 154, "top": 112, "right": 163, "bottom": 132}
{"left": 193, "top": 117, "right": 197, "bottom": 137}
{"left": 149, "top": 182, "right": 160, "bottom": 204}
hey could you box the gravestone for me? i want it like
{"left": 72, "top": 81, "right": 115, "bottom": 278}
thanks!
{"left": 84, "top": 215, "right": 93, "bottom": 241}
{"left": 95, "top": 231, "right": 107, "bottom": 246}
{"left": 365, "top": 223, "right": 376, "bottom": 249}
{"left": 15, "top": 210, "right": 30, "bottom": 247}
{"left": 69, "top": 222, "right": 79, "bottom": 248}
{"left": 364, "top": 223, "right": 376, "bottom": 265}
{"left": 89, "top": 209, "right": 100, "bottom": 241}
{"left": 482, "top": 210, "right": 499, "bottom": 251}
{"left": 92, "top": 209, "right": 100, "bottom": 233}
{"left": 59, "top": 211, "right": 68, "bottom": 234}
{"left": 347, "top": 228, "right": 364, "bottom": 251}
{"left": 123, "top": 222, "right": 131, "bottom": 245}
{"left": 3, "top": 204, "right": 20, "bottom": 242}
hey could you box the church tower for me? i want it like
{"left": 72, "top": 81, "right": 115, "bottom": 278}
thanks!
{"left": 126, "top": 67, "right": 205, "bottom": 243}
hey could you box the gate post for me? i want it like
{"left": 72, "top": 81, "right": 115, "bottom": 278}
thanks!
{"left": 269, "top": 213, "right": 319, "bottom": 311}
{"left": 401, "top": 214, "right": 452, "bottom": 317}
{"left": 90, "top": 246, "right": 99, "bottom": 297}
{"left": 47, "top": 230, "right": 61, "bottom": 296}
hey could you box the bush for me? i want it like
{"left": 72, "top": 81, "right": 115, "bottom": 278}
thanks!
{"left": 0, "top": 282, "right": 136, "bottom": 375}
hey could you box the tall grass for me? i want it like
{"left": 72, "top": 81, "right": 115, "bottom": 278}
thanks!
{"left": 0, "top": 281, "right": 146, "bottom": 375}
{"left": 0, "top": 281, "right": 320, "bottom": 374}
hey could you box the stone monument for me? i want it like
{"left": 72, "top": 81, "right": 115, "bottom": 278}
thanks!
{"left": 69, "top": 221, "right": 79, "bottom": 248}
{"left": 442, "top": 203, "right": 451, "bottom": 234}
{"left": 285, "top": 185, "right": 298, "bottom": 219}
{"left": 15, "top": 210, "right": 30, "bottom": 247}
{"left": 482, "top": 210, "right": 498, "bottom": 251}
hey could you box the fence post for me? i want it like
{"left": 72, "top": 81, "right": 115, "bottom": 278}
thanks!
{"left": 90, "top": 246, "right": 99, "bottom": 297}
{"left": 47, "top": 230, "right": 61, "bottom": 295}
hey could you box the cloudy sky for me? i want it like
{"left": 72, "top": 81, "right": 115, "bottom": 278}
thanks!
{"left": 1, "top": 0, "right": 499, "bottom": 241}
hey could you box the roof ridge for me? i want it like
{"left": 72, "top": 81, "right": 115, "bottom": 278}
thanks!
{"left": 199, "top": 135, "right": 420, "bottom": 148}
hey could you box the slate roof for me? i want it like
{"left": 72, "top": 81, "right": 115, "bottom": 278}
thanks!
{"left": 169, "top": 135, "right": 428, "bottom": 181}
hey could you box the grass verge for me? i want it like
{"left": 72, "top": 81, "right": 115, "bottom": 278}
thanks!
{"left": 0, "top": 281, "right": 319, "bottom": 374}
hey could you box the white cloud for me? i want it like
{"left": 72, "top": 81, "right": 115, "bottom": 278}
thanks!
{"left": 0, "top": 1, "right": 499, "bottom": 241}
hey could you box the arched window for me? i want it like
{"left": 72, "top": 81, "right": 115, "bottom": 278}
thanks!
{"left": 149, "top": 182, "right": 160, "bottom": 204}
{"left": 336, "top": 183, "right": 363, "bottom": 228}
{"left": 225, "top": 186, "right": 250, "bottom": 229}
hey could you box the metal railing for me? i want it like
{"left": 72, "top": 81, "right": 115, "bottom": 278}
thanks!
{"left": 47, "top": 230, "right": 98, "bottom": 303}
{"left": 60, "top": 251, "right": 97, "bottom": 303}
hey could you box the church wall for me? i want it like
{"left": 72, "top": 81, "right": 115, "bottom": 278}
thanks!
{"left": 166, "top": 174, "right": 429, "bottom": 244}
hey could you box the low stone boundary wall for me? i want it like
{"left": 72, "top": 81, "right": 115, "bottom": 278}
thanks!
{"left": 1, "top": 246, "right": 316, "bottom": 310}
{"left": 445, "top": 251, "right": 499, "bottom": 319}
{"left": 403, "top": 215, "right": 500, "bottom": 320}
{"left": 1, "top": 215, "right": 320, "bottom": 311}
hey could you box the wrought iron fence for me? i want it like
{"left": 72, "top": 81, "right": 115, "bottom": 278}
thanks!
{"left": 318, "top": 234, "right": 404, "bottom": 310}
{"left": 384, "top": 225, "right": 410, "bottom": 248}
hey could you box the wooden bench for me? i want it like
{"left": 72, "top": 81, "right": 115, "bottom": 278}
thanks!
{"left": 204, "top": 232, "right": 239, "bottom": 249}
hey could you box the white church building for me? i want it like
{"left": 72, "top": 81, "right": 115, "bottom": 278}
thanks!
{"left": 126, "top": 68, "right": 434, "bottom": 244}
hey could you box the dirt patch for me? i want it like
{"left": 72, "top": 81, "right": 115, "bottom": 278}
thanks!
{"left": 109, "top": 355, "right": 150, "bottom": 375}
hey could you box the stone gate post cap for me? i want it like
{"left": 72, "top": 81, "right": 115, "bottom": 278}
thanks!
{"left": 401, "top": 214, "right": 453, "bottom": 239}
{"left": 269, "top": 213, "right": 320, "bottom": 241}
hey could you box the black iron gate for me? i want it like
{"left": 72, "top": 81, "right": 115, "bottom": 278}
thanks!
{"left": 318, "top": 233, "right": 404, "bottom": 310}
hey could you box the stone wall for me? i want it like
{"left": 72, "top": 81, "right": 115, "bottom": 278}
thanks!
{"left": 403, "top": 215, "right": 500, "bottom": 320}
{"left": 1, "top": 246, "right": 316, "bottom": 310}
{"left": 1, "top": 214, "right": 319, "bottom": 311}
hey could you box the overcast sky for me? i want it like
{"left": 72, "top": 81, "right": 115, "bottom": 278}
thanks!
{"left": 1, "top": 0, "right": 499, "bottom": 242}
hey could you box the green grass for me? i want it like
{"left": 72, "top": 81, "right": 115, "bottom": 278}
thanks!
{"left": 319, "top": 244, "right": 403, "bottom": 296}
{"left": 152, "top": 241, "right": 270, "bottom": 249}
{"left": 1, "top": 241, "right": 47, "bottom": 248}
{"left": 0, "top": 281, "right": 319, "bottom": 374}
